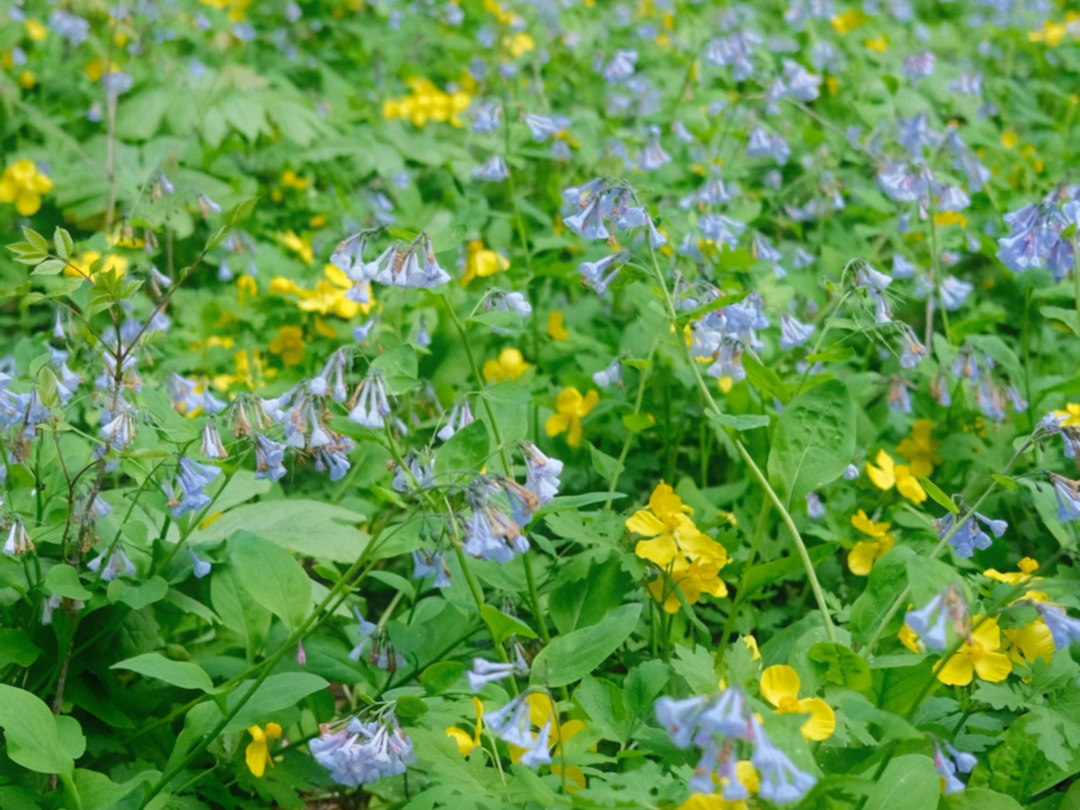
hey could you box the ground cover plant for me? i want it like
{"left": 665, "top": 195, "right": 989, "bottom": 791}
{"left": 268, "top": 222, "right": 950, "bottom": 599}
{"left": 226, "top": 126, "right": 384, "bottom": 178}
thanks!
{"left": 2, "top": 0, "right": 1080, "bottom": 808}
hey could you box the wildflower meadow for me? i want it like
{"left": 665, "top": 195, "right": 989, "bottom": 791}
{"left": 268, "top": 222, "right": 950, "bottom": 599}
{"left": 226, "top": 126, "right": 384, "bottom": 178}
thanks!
{"left": 3, "top": 0, "right": 1080, "bottom": 808}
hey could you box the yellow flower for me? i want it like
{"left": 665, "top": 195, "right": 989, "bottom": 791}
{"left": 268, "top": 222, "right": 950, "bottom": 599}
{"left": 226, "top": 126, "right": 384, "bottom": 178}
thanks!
{"left": 245, "top": 723, "right": 281, "bottom": 778}
{"left": 268, "top": 326, "right": 305, "bottom": 366}
{"left": 896, "top": 420, "right": 941, "bottom": 478}
{"left": 24, "top": 19, "right": 48, "bottom": 41}
{"left": 483, "top": 348, "right": 530, "bottom": 382}
{"left": 446, "top": 696, "right": 484, "bottom": 756}
{"left": 760, "top": 665, "right": 835, "bottom": 741}
{"left": 899, "top": 622, "right": 922, "bottom": 653}
{"left": 64, "top": 251, "right": 128, "bottom": 284}
{"left": 1001, "top": 131, "right": 1020, "bottom": 151}
{"left": 271, "top": 266, "right": 372, "bottom": 319}
{"left": 237, "top": 275, "right": 258, "bottom": 307}
{"left": 547, "top": 311, "right": 569, "bottom": 341}
{"left": 1003, "top": 619, "right": 1055, "bottom": 667}
{"left": 679, "top": 763, "right": 759, "bottom": 810}
{"left": 866, "top": 449, "right": 926, "bottom": 504}
{"left": 629, "top": 483, "right": 729, "bottom": 613}
{"left": 984, "top": 557, "right": 1040, "bottom": 587}
{"left": 864, "top": 35, "right": 888, "bottom": 52}
{"left": 18, "top": 71, "right": 34, "bottom": 90}
{"left": 934, "top": 616, "right": 1012, "bottom": 686}
{"left": 0, "top": 159, "right": 53, "bottom": 216}
{"left": 545, "top": 387, "right": 598, "bottom": 447}
{"left": 1052, "top": 403, "right": 1080, "bottom": 427}
{"left": 279, "top": 230, "right": 314, "bottom": 265}
{"left": 281, "top": 169, "right": 309, "bottom": 190}
{"left": 505, "top": 693, "right": 591, "bottom": 790}
{"left": 830, "top": 9, "right": 865, "bottom": 34}
{"left": 383, "top": 79, "right": 471, "bottom": 128}
{"left": 934, "top": 211, "right": 967, "bottom": 229}
{"left": 504, "top": 33, "right": 535, "bottom": 57}
{"left": 848, "top": 510, "right": 894, "bottom": 576}
{"left": 461, "top": 240, "right": 510, "bottom": 286}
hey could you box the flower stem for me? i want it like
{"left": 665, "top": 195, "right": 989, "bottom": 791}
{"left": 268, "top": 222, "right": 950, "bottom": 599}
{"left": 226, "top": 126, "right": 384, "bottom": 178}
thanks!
{"left": 646, "top": 244, "right": 838, "bottom": 643}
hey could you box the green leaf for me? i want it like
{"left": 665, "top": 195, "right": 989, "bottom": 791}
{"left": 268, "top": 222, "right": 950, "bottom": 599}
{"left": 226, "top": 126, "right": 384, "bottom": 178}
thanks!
{"left": 45, "top": 564, "right": 93, "bottom": 601}
{"left": 111, "top": 653, "right": 215, "bottom": 692}
{"left": 806, "top": 346, "right": 857, "bottom": 363}
{"left": 435, "top": 418, "right": 490, "bottom": 475}
{"left": 0, "top": 685, "right": 75, "bottom": 776}
{"left": 675, "top": 289, "right": 751, "bottom": 326}
{"left": 367, "top": 570, "right": 416, "bottom": 601}
{"left": 808, "top": 642, "right": 872, "bottom": 692}
{"left": 0, "top": 629, "right": 41, "bottom": 669}
{"left": 945, "top": 789, "right": 1024, "bottom": 810}
{"left": 468, "top": 310, "right": 524, "bottom": 332}
{"left": 920, "top": 477, "right": 958, "bottom": 514}
{"left": 743, "top": 355, "right": 791, "bottom": 403}
{"left": 767, "top": 379, "right": 856, "bottom": 505}
{"left": 740, "top": 543, "right": 835, "bottom": 600}
{"left": 530, "top": 603, "right": 641, "bottom": 688}
{"left": 549, "top": 558, "right": 633, "bottom": 635}
{"left": 107, "top": 575, "right": 169, "bottom": 609}
{"left": 588, "top": 441, "right": 623, "bottom": 481}
{"left": 670, "top": 644, "right": 720, "bottom": 694}
{"left": 371, "top": 345, "right": 418, "bottom": 395}
{"left": 229, "top": 531, "right": 312, "bottom": 631}
{"left": 1040, "top": 306, "right": 1080, "bottom": 336}
{"left": 863, "top": 754, "right": 940, "bottom": 810}
{"left": 225, "top": 197, "right": 259, "bottom": 229}
{"left": 420, "top": 661, "right": 466, "bottom": 695}
{"left": 53, "top": 228, "right": 73, "bottom": 261}
{"left": 991, "top": 473, "right": 1018, "bottom": 492}
{"left": 480, "top": 605, "right": 538, "bottom": 643}
{"left": 31, "top": 259, "right": 65, "bottom": 276}
{"left": 395, "top": 696, "right": 429, "bottom": 721}
{"left": 223, "top": 672, "right": 329, "bottom": 733}
{"left": 22, "top": 227, "right": 48, "bottom": 253}
{"left": 621, "top": 413, "right": 656, "bottom": 433}
{"left": 707, "top": 412, "right": 771, "bottom": 432}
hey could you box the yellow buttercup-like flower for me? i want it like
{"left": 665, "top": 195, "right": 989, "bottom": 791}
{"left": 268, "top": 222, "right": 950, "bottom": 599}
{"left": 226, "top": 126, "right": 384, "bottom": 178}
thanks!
{"left": 0, "top": 159, "right": 53, "bottom": 216}
{"left": 934, "top": 616, "right": 1012, "bottom": 686}
{"left": 1003, "top": 619, "right": 1055, "bottom": 667}
{"left": 268, "top": 326, "right": 305, "bottom": 366}
{"left": 461, "top": 241, "right": 509, "bottom": 286}
{"left": 23, "top": 19, "right": 48, "bottom": 41}
{"left": 279, "top": 230, "right": 314, "bottom": 265}
{"left": 984, "top": 557, "right": 1040, "bottom": 587}
{"left": 1052, "top": 403, "right": 1080, "bottom": 427}
{"left": 446, "top": 696, "right": 484, "bottom": 756}
{"left": 271, "top": 266, "right": 373, "bottom": 319}
{"left": 848, "top": 510, "right": 894, "bottom": 576}
{"left": 760, "top": 665, "right": 835, "bottom": 741}
{"left": 545, "top": 387, "right": 598, "bottom": 447}
{"left": 896, "top": 420, "right": 941, "bottom": 478}
{"left": 483, "top": 348, "right": 531, "bottom": 383}
{"left": 64, "top": 251, "right": 128, "bottom": 284}
{"left": 245, "top": 723, "right": 281, "bottom": 778}
{"left": 678, "top": 762, "right": 759, "bottom": 810}
{"left": 547, "top": 311, "right": 569, "bottom": 341}
{"left": 866, "top": 449, "right": 926, "bottom": 504}
{"left": 383, "top": 77, "right": 472, "bottom": 128}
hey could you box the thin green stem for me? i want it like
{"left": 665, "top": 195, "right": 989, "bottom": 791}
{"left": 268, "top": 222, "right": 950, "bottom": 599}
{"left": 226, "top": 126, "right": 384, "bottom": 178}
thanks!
{"left": 605, "top": 345, "right": 657, "bottom": 507}
{"left": 716, "top": 498, "right": 771, "bottom": 668}
{"left": 646, "top": 243, "right": 838, "bottom": 642}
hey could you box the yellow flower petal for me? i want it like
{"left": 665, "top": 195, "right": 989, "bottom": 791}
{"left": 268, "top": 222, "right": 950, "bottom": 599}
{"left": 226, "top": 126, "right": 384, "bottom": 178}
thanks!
{"left": 626, "top": 510, "right": 666, "bottom": 538}
{"left": 796, "top": 697, "right": 836, "bottom": 741}
{"left": 848, "top": 541, "right": 880, "bottom": 576}
{"left": 972, "top": 650, "right": 1012, "bottom": 683}
{"left": 760, "top": 665, "right": 801, "bottom": 707}
{"left": 935, "top": 653, "right": 974, "bottom": 686}
{"left": 867, "top": 450, "right": 896, "bottom": 490}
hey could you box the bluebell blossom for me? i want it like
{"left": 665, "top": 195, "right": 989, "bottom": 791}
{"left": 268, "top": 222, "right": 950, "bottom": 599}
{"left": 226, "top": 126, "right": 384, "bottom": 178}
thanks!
{"left": 88, "top": 547, "right": 136, "bottom": 581}
{"left": 752, "top": 233, "right": 783, "bottom": 265}
{"left": 49, "top": 10, "right": 90, "bottom": 45}
{"left": 578, "top": 252, "right": 626, "bottom": 294}
{"left": 747, "top": 127, "right": 790, "bottom": 165}
{"left": 348, "top": 607, "right": 377, "bottom": 661}
{"left": 197, "top": 193, "right": 221, "bottom": 218}
{"left": 699, "top": 214, "right": 746, "bottom": 248}
{"left": 940, "top": 276, "right": 973, "bottom": 311}
{"left": 898, "top": 328, "right": 927, "bottom": 368}
{"left": 473, "top": 155, "right": 509, "bottom": 182}
{"left": 887, "top": 379, "right": 912, "bottom": 414}
{"left": 855, "top": 263, "right": 893, "bottom": 292}
{"left": 484, "top": 693, "right": 533, "bottom": 747}
{"left": 897, "top": 114, "right": 941, "bottom": 163}
{"left": 672, "top": 120, "right": 694, "bottom": 144}
{"left": 806, "top": 492, "right": 825, "bottom": 519}
{"left": 524, "top": 114, "right": 570, "bottom": 143}
{"left": 975, "top": 381, "right": 1007, "bottom": 422}
{"left": 1037, "top": 603, "right": 1080, "bottom": 649}
{"left": 892, "top": 254, "right": 916, "bottom": 279}
{"left": 779, "top": 313, "right": 814, "bottom": 350}
{"left": 253, "top": 434, "right": 287, "bottom": 482}
{"left": 593, "top": 359, "right": 622, "bottom": 389}
{"left": 704, "top": 31, "right": 760, "bottom": 80}
{"left": 468, "top": 647, "right": 529, "bottom": 693}
{"left": 639, "top": 127, "right": 671, "bottom": 172}
{"left": 655, "top": 696, "right": 710, "bottom": 748}
{"left": 189, "top": 548, "right": 211, "bottom": 579}
{"left": 551, "top": 140, "right": 571, "bottom": 162}
{"left": 437, "top": 400, "right": 474, "bottom": 441}
{"left": 463, "top": 501, "right": 528, "bottom": 563}
{"left": 902, "top": 50, "right": 936, "bottom": 81}
{"left": 877, "top": 161, "right": 930, "bottom": 203}
{"left": 99, "top": 403, "right": 135, "bottom": 451}
{"left": 367, "top": 237, "right": 451, "bottom": 289}
{"left": 471, "top": 101, "right": 502, "bottom": 133}
{"left": 169, "top": 457, "right": 221, "bottom": 519}
{"left": 564, "top": 198, "right": 610, "bottom": 241}
{"left": 946, "top": 131, "right": 990, "bottom": 192}
{"left": 522, "top": 442, "right": 563, "bottom": 505}
{"left": 843, "top": 464, "right": 860, "bottom": 481}
{"left": 315, "top": 440, "right": 354, "bottom": 482}
{"left": 933, "top": 743, "right": 968, "bottom": 795}
{"left": 811, "top": 40, "right": 843, "bottom": 72}
{"left": 348, "top": 372, "right": 391, "bottom": 430}
{"left": 411, "top": 549, "right": 451, "bottom": 589}
{"left": 904, "top": 590, "right": 955, "bottom": 651}
{"left": 519, "top": 721, "right": 553, "bottom": 769}
{"left": 2, "top": 521, "right": 32, "bottom": 557}
{"left": 86, "top": 494, "right": 112, "bottom": 522}
{"left": 936, "top": 185, "right": 971, "bottom": 212}
{"left": 391, "top": 453, "right": 432, "bottom": 493}
{"left": 310, "top": 716, "right": 415, "bottom": 787}
{"left": 603, "top": 50, "right": 638, "bottom": 84}
{"left": 1051, "top": 474, "right": 1080, "bottom": 522}
{"left": 996, "top": 201, "right": 1067, "bottom": 274}
{"left": 200, "top": 421, "right": 227, "bottom": 460}
{"left": 51, "top": 350, "right": 80, "bottom": 406}
{"left": 749, "top": 716, "right": 817, "bottom": 804}
{"left": 697, "top": 169, "right": 732, "bottom": 205}
{"left": 782, "top": 59, "right": 821, "bottom": 101}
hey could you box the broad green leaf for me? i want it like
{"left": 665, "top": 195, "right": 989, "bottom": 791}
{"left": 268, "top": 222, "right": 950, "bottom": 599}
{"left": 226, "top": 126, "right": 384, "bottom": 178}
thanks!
{"left": 740, "top": 544, "right": 835, "bottom": 600}
{"left": 371, "top": 345, "right": 418, "bottom": 394}
{"left": 481, "top": 605, "right": 538, "bottom": 643}
{"left": 420, "top": 661, "right": 467, "bottom": 695}
{"left": 210, "top": 567, "right": 271, "bottom": 656}
{"left": 45, "top": 564, "right": 93, "bottom": 601}
{"left": 708, "top": 412, "right": 771, "bottom": 432}
{"left": 530, "top": 603, "right": 641, "bottom": 688}
{"left": 107, "top": 575, "right": 168, "bottom": 610}
{"left": 863, "top": 754, "right": 940, "bottom": 810}
{"left": 767, "top": 379, "right": 856, "bottom": 505}
{"left": 31, "top": 259, "right": 65, "bottom": 276}
{"left": 229, "top": 531, "right": 312, "bottom": 631}
{"left": 743, "top": 355, "right": 791, "bottom": 403}
{"left": 436, "top": 418, "right": 490, "bottom": 476}
{"left": 945, "top": 789, "right": 1023, "bottom": 810}
{"left": 367, "top": 570, "right": 416, "bottom": 600}
{"left": 808, "top": 642, "right": 872, "bottom": 692}
{"left": 223, "top": 672, "right": 329, "bottom": 733}
{"left": 0, "top": 629, "right": 42, "bottom": 668}
{"left": 111, "top": 653, "right": 215, "bottom": 692}
{"left": 0, "top": 685, "right": 74, "bottom": 777}
{"left": 395, "top": 696, "right": 429, "bottom": 721}
{"left": 549, "top": 558, "right": 634, "bottom": 635}
{"left": 588, "top": 441, "right": 623, "bottom": 481}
